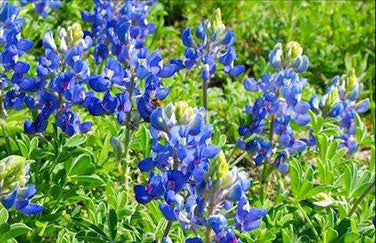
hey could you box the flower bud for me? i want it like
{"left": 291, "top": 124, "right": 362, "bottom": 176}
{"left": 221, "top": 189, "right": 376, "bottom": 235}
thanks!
{"left": 175, "top": 101, "right": 194, "bottom": 125}
{"left": 209, "top": 9, "right": 226, "bottom": 40}
{"left": 344, "top": 68, "right": 358, "bottom": 93}
{"left": 0, "top": 156, "right": 30, "bottom": 195}
{"left": 325, "top": 87, "right": 339, "bottom": 111}
{"left": 286, "top": 41, "right": 303, "bottom": 61}
{"left": 110, "top": 137, "right": 123, "bottom": 161}
{"left": 208, "top": 151, "right": 229, "bottom": 184}
{"left": 59, "top": 27, "right": 68, "bottom": 52}
{"left": 67, "top": 23, "right": 84, "bottom": 46}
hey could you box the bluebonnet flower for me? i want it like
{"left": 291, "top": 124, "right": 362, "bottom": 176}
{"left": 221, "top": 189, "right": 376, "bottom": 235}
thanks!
{"left": 56, "top": 110, "right": 92, "bottom": 136}
{"left": 19, "top": 0, "right": 61, "bottom": 17}
{"left": 310, "top": 69, "right": 370, "bottom": 154}
{"left": 0, "top": 156, "right": 42, "bottom": 215}
{"left": 81, "top": 1, "right": 176, "bottom": 126}
{"left": 135, "top": 102, "right": 266, "bottom": 242}
{"left": 179, "top": 9, "right": 245, "bottom": 81}
{"left": 1, "top": 17, "right": 94, "bottom": 136}
{"left": 2, "top": 184, "right": 43, "bottom": 215}
{"left": 239, "top": 42, "right": 311, "bottom": 174}
{"left": 82, "top": 0, "right": 156, "bottom": 64}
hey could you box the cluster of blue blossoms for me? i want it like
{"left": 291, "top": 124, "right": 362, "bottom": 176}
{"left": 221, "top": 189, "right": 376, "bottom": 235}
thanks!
{"left": 179, "top": 9, "right": 245, "bottom": 82}
{"left": 1, "top": 0, "right": 176, "bottom": 136}
{"left": 1, "top": 156, "right": 42, "bottom": 215}
{"left": 238, "top": 42, "right": 311, "bottom": 173}
{"left": 310, "top": 69, "right": 369, "bottom": 154}
{"left": 135, "top": 102, "right": 267, "bottom": 242}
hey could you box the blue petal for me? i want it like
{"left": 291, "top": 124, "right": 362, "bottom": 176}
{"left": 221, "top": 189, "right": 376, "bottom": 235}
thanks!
{"left": 138, "top": 158, "right": 155, "bottom": 172}
{"left": 159, "top": 203, "right": 177, "bottom": 221}
{"left": 294, "top": 114, "right": 310, "bottom": 126}
{"left": 356, "top": 99, "right": 369, "bottom": 113}
{"left": 17, "top": 39, "right": 33, "bottom": 51}
{"left": 134, "top": 185, "right": 152, "bottom": 204}
{"left": 18, "top": 203, "right": 43, "bottom": 215}
{"left": 158, "top": 64, "right": 177, "bottom": 78}
{"left": 186, "top": 237, "right": 203, "bottom": 243}
{"left": 24, "top": 120, "right": 36, "bottom": 134}
{"left": 182, "top": 28, "right": 193, "bottom": 47}
{"left": 208, "top": 215, "right": 227, "bottom": 234}
{"left": 188, "top": 114, "right": 203, "bottom": 135}
{"left": 203, "top": 145, "right": 221, "bottom": 158}
{"left": 117, "top": 21, "right": 130, "bottom": 43}
{"left": 244, "top": 78, "right": 258, "bottom": 92}
{"left": 150, "top": 108, "right": 166, "bottom": 131}
{"left": 229, "top": 65, "right": 245, "bottom": 77}
{"left": 227, "top": 183, "right": 244, "bottom": 201}
{"left": 294, "top": 102, "right": 310, "bottom": 114}
{"left": 156, "top": 87, "right": 170, "bottom": 100}
{"left": 1, "top": 191, "right": 17, "bottom": 208}
{"left": 88, "top": 75, "right": 111, "bottom": 92}
{"left": 14, "top": 61, "right": 30, "bottom": 73}
{"left": 80, "top": 122, "right": 92, "bottom": 133}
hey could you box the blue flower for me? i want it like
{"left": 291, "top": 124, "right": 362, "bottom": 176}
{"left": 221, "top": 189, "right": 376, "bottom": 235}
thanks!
{"left": 3, "top": 90, "right": 25, "bottom": 110}
{"left": 313, "top": 70, "right": 369, "bottom": 154}
{"left": 1, "top": 185, "right": 43, "bottom": 215}
{"left": 239, "top": 42, "right": 311, "bottom": 174}
{"left": 236, "top": 197, "right": 268, "bottom": 232}
{"left": 178, "top": 9, "right": 244, "bottom": 81}
{"left": 24, "top": 113, "right": 49, "bottom": 134}
{"left": 56, "top": 111, "right": 92, "bottom": 136}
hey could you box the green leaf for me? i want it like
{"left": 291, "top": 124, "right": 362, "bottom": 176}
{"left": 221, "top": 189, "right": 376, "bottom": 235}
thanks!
{"left": 107, "top": 209, "right": 117, "bottom": 240}
{"left": 304, "top": 185, "right": 332, "bottom": 199}
{"left": 69, "top": 154, "right": 92, "bottom": 175}
{"left": 344, "top": 232, "right": 360, "bottom": 243}
{"left": 0, "top": 223, "right": 31, "bottom": 241}
{"left": 71, "top": 217, "right": 110, "bottom": 241}
{"left": 0, "top": 223, "right": 10, "bottom": 235}
{"left": 0, "top": 208, "right": 8, "bottom": 225}
{"left": 98, "top": 134, "right": 111, "bottom": 166}
{"left": 289, "top": 160, "right": 300, "bottom": 198}
{"left": 50, "top": 185, "right": 62, "bottom": 199}
{"left": 326, "top": 227, "right": 338, "bottom": 242}
{"left": 74, "top": 175, "right": 104, "bottom": 185}
{"left": 28, "top": 136, "right": 39, "bottom": 157}
{"left": 16, "top": 139, "right": 28, "bottom": 157}
{"left": 64, "top": 134, "right": 87, "bottom": 148}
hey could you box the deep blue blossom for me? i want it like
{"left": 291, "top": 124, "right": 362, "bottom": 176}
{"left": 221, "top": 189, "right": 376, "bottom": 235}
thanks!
{"left": 179, "top": 9, "right": 244, "bottom": 81}
{"left": 135, "top": 102, "right": 266, "bottom": 242}
{"left": 0, "top": 156, "right": 42, "bottom": 215}
{"left": 2, "top": 184, "right": 43, "bottom": 215}
{"left": 310, "top": 69, "right": 369, "bottom": 154}
{"left": 238, "top": 42, "right": 311, "bottom": 173}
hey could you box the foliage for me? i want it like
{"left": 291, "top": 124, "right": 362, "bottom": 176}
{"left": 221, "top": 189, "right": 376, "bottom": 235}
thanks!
{"left": 0, "top": 0, "right": 374, "bottom": 242}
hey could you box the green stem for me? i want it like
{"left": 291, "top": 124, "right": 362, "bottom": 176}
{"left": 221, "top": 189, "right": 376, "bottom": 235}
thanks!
{"left": 202, "top": 78, "right": 208, "bottom": 123}
{"left": 162, "top": 221, "right": 172, "bottom": 241}
{"left": 260, "top": 116, "right": 275, "bottom": 203}
{"left": 0, "top": 121, "right": 11, "bottom": 155}
{"left": 230, "top": 151, "right": 247, "bottom": 166}
{"left": 205, "top": 227, "right": 212, "bottom": 243}
{"left": 348, "top": 180, "right": 375, "bottom": 217}
{"left": 294, "top": 200, "right": 321, "bottom": 242}
{"left": 122, "top": 73, "right": 136, "bottom": 174}
{"left": 0, "top": 94, "right": 11, "bottom": 155}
